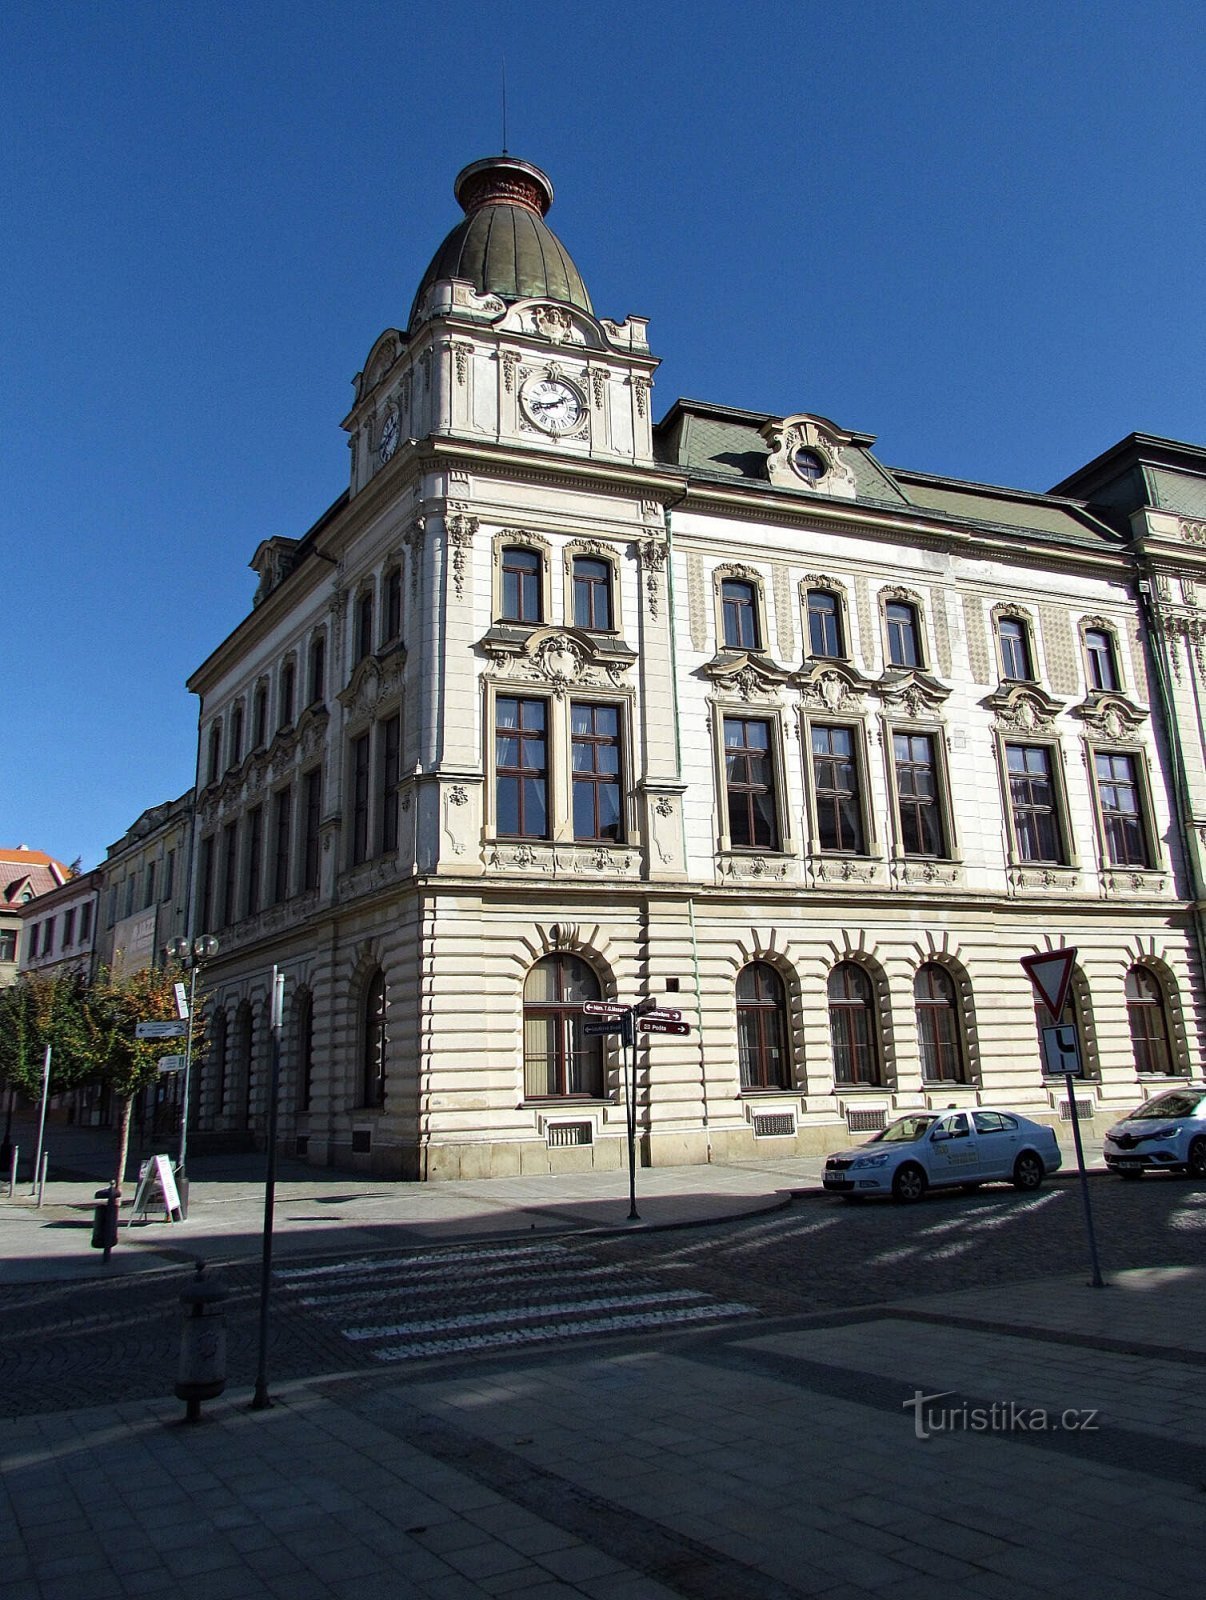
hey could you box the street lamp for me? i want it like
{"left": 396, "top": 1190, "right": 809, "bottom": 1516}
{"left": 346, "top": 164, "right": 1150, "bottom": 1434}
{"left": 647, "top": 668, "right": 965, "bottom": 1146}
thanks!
{"left": 167, "top": 933, "right": 219, "bottom": 1219}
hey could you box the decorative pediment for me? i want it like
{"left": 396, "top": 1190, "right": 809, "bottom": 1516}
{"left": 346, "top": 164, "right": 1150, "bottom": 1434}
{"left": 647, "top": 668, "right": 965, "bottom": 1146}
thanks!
{"left": 338, "top": 649, "right": 406, "bottom": 725}
{"left": 1072, "top": 691, "right": 1148, "bottom": 740}
{"left": 249, "top": 537, "right": 300, "bottom": 608}
{"left": 702, "top": 651, "right": 790, "bottom": 702}
{"left": 878, "top": 668, "right": 951, "bottom": 716}
{"left": 982, "top": 682, "right": 1064, "bottom": 733}
{"left": 354, "top": 330, "right": 406, "bottom": 403}
{"left": 480, "top": 625, "right": 636, "bottom": 694}
{"left": 496, "top": 298, "right": 607, "bottom": 350}
{"left": 792, "top": 660, "right": 874, "bottom": 712}
{"left": 760, "top": 413, "right": 860, "bottom": 499}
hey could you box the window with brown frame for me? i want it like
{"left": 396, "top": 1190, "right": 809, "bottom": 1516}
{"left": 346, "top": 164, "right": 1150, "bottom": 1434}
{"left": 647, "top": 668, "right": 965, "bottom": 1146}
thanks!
{"left": 828, "top": 963, "right": 881, "bottom": 1086}
{"left": 736, "top": 963, "right": 789, "bottom": 1090}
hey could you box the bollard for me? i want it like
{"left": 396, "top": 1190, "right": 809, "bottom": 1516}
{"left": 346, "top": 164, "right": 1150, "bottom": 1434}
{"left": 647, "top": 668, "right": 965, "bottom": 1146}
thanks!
{"left": 91, "top": 1186, "right": 119, "bottom": 1262}
{"left": 7, "top": 1145, "right": 16, "bottom": 1199}
{"left": 36, "top": 1150, "right": 48, "bottom": 1208}
{"left": 176, "top": 1262, "right": 229, "bottom": 1422}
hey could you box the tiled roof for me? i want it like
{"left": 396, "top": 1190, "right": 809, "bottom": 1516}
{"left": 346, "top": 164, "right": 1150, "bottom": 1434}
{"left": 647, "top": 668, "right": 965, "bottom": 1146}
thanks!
{"left": 1, "top": 849, "right": 70, "bottom": 907}
{"left": 1147, "top": 468, "right": 1206, "bottom": 520}
{"left": 891, "top": 473, "right": 1120, "bottom": 546}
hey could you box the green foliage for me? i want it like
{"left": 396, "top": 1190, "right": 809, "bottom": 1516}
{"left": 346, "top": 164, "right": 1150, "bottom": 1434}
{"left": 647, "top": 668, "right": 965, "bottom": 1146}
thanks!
{"left": 0, "top": 971, "right": 95, "bottom": 1096}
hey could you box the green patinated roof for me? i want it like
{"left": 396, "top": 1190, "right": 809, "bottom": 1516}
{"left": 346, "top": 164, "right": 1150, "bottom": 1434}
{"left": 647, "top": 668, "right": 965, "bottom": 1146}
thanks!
{"left": 893, "top": 474, "right": 1116, "bottom": 544}
{"left": 1147, "top": 467, "right": 1206, "bottom": 520}
{"left": 409, "top": 156, "right": 591, "bottom": 327}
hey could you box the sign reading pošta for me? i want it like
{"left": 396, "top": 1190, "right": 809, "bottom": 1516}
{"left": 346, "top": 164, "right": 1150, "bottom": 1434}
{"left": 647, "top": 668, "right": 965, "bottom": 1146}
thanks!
{"left": 135, "top": 1020, "right": 187, "bottom": 1040}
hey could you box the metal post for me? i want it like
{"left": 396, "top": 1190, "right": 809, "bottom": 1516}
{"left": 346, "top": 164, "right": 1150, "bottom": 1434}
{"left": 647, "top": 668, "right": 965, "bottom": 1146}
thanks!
{"left": 7, "top": 1145, "right": 16, "bottom": 1198}
{"left": 1065, "top": 1071, "right": 1105, "bottom": 1288}
{"left": 177, "top": 961, "right": 200, "bottom": 1219}
{"left": 36, "top": 1149, "right": 48, "bottom": 1208}
{"left": 625, "top": 1010, "right": 639, "bottom": 1221}
{"left": 251, "top": 966, "right": 285, "bottom": 1411}
{"left": 31, "top": 1044, "right": 51, "bottom": 1198}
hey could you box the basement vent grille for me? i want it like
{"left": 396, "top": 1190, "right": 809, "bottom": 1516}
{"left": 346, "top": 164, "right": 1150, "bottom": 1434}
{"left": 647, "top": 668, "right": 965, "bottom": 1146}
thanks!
{"left": 752, "top": 1113, "right": 796, "bottom": 1138}
{"left": 547, "top": 1122, "right": 593, "bottom": 1148}
{"left": 1059, "top": 1099, "right": 1095, "bottom": 1122}
{"left": 847, "top": 1108, "right": 887, "bottom": 1134}
{"left": 351, "top": 1129, "right": 372, "bottom": 1153}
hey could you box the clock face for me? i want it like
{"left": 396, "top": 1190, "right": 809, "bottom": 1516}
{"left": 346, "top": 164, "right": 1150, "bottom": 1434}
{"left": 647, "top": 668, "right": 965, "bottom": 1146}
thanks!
{"left": 378, "top": 409, "right": 400, "bottom": 464}
{"left": 521, "top": 377, "right": 585, "bottom": 436}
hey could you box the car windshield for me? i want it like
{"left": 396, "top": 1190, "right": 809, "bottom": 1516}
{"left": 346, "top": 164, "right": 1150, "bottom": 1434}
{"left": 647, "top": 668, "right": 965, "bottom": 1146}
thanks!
{"left": 871, "top": 1115, "right": 936, "bottom": 1144}
{"left": 1127, "top": 1091, "right": 1205, "bottom": 1121}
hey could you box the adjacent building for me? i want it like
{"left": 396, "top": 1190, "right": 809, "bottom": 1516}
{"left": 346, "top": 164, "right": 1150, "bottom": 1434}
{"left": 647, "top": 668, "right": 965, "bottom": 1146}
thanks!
{"left": 17, "top": 867, "right": 100, "bottom": 979}
{"left": 183, "top": 154, "right": 1206, "bottom": 1178}
{"left": 94, "top": 791, "right": 193, "bottom": 978}
{"left": 1, "top": 848, "right": 71, "bottom": 986}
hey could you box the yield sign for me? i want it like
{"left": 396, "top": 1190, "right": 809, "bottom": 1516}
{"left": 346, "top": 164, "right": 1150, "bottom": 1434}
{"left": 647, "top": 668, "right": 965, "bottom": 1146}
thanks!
{"left": 1021, "top": 948, "right": 1077, "bottom": 1022}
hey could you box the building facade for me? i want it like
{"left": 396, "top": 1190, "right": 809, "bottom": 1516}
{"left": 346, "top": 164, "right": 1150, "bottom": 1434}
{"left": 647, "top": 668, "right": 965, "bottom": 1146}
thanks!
{"left": 17, "top": 867, "right": 100, "bottom": 979}
{"left": 2, "top": 848, "right": 71, "bottom": 987}
{"left": 94, "top": 792, "right": 193, "bottom": 979}
{"left": 184, "top": 155, "right": 1206, "bottom": 1179}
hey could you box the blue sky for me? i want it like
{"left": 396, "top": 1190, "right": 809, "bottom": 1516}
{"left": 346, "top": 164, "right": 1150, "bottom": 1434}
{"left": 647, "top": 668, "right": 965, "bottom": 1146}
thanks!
{"left": 4, "top": 0, "right": 1205, "bottom": 870}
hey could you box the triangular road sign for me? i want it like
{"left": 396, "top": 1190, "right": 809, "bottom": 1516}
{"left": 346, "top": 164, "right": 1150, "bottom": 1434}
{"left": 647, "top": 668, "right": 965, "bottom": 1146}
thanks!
{"left": 1020, "top": 948, "right": 1077, "bottom": 1021}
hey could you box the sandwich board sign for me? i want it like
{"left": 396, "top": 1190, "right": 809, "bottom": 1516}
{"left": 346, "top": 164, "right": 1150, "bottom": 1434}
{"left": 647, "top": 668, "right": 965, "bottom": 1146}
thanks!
{"left": 131, "top": 1154, "right": 183, "bottom": 1223}
{"left": 1020, "top": 948, "right": 1076, "bottom": 1022}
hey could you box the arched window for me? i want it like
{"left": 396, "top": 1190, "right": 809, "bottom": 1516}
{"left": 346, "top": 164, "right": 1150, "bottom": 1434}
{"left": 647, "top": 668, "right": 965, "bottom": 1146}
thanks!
{"left": 736, "top": 963, "right": 789, "bottom": 1090}
{"left": 308, "top": 633, "right": 326, "bottom": 707}
{"left": 230, "top": 703, "right": 244, "bottom": 766}
{"left": 502, "top": 546, "right": 543, "bottom": 624}
{"left": 207, "top": 723, "right": 222, "bottom": 785}
{"left": 885, "top": 601, "right": 921, "bottom": 668}
{"left": 296, "top": 988, "right": 314, "bottom": 1113}
{"left": 573, "top": 557, "right": 613, "bottom": 631}
{"left": 363, "top": 970, "right": 387, "bottom": 1108}
{"left": 915, "top": 964, "right": 965, "bottom": 1082}
{"left": 356, "top": 590, "right": 374, "bottom": 662}
{"left": 1126, "top": 966, "right": 1174, "bottom": 1075}
{"left": 523, "top": 954, "right": 603, "bottom": 1099}
{"left": 1084, "top": 627, "right": 1118, "bottom": 691}
{"left": 205, "top": 1008, "right": 226, "bottom": 1125}
{"left": 234, "top": 1002, "right": 254, "bottom": 1128}
{"left": 806, "top": 590, "right": 843, "bottom": 659}
{"left": 828, "top": 963, "right": 880, "bottom": 1086}
{"left": 721, "top": 579, "right": 760, "bottom": 650}
{"left": 997, "top": 617, "right": 1033, "bottom": 682}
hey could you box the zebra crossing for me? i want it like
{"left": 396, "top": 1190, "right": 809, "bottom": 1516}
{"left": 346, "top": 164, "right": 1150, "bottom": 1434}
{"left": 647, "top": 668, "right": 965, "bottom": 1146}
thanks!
{"left": 274, "top": 1239, "right": 758, "bottom": 1363}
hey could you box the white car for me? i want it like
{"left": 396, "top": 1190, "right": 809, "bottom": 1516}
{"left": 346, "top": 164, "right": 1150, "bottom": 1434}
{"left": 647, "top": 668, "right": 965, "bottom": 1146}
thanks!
{"left": 822, "top": 1108, "right": 1063, "bottom": 1203}
{"left": 1103, "top": 1085, "right": 1206, "bottom": 1178}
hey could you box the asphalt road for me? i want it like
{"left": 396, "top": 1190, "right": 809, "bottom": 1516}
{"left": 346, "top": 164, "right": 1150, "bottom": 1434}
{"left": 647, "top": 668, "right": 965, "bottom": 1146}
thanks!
{"left": 3, "top": 1173, "right": 1199, "bottom": 1420}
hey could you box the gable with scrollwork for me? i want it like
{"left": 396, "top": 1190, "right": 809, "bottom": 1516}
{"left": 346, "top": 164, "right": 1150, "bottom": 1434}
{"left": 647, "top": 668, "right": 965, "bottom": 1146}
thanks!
{"left": 982, "top": 682, "right": 1064, "bottom": 734}
{"left": 481, "top": 625, "right": 635, "bottom": 694}
{"left": 1072, "top": 691, "right": 1148, "bottom": 740}
{"left": 702, "top": 651, "right": 789, "bottom": 703}
{"left": 338, "top": 648, "right": 407, "bottom": 727}
{"left": 760, "top": 414, "right": 860, "bottom": 499}
{"left": 793, "top": 660, "right": 874, "bottom": 713}
{"left": 878, "top": 668, "right": 951, "bottom": 716}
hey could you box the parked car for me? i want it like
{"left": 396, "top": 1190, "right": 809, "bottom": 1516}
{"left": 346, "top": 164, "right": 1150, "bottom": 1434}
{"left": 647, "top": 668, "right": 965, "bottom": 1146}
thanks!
{"left": 1103, "top": 1086, "right": 1206, "bottom": 1178}
{"left": 822, "top": 1108, "right": 1063, "bottom": 1203}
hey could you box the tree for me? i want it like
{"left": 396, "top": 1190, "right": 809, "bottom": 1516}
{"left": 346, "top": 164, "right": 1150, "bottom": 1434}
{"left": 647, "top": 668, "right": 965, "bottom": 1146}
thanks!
{"left": 0, "top": 970, "right": 95, "bottom": 1099}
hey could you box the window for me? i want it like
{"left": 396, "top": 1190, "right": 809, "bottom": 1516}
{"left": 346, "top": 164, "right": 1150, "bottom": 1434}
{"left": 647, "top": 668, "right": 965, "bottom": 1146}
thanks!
{"left": 199, "top": 835, "right": 215, "bottom": 930}
{"left": 1085, "top": 628, "right": 1118, "bottom": 692}
{"left": 245, "top": 805, "right": 263, "bottom": 918}
{"left": 0, "top": 930, "right": 15, "bottom": 963}
{"left": 230, "top": 703, "right": 244, "bottom": 766}
{"left": 724, "top": 717, "right": 779, "bottom": 849}
{"left": 383, "top": 567, "right": 402, "bottom": 644}
{"left": 124, "top": 878, "right": 135, "bottom": 919}
{"left": 736, "top": 963, "right": 789, "bottom": 1090}
{"left": 42, "top": 918, "right": 56, "bottom": 957}
{"left": 721, "top": 580, "right": 760, "bottom": 650}
{"left": 79, "top": 902, "right": 93, "bottom": 941}
{"left": 886, "top": 601, "right": 921, "bottom": 668}
{"left": 572, "top": 703, "right": 622, "bottom": 841}
{"left": 998, "top": 617, "right": 1033, "bottom": 682}
{"left": 280, "top": 661, "right": 296, "bottom": 728}
{"left": 144, "top": 862, "right": 156, "bottom": 909}
{"left": 163, "top": 851, "right": 175, "bottom": 903}
{"left": 356, "top": 590, "right": 374, "bottom": 663}
{"left": 207, "top": 724, "right": 222, "bottom": 785}
{"left": 502, "top": 546, "right": 542, "bottom": 624}
{"left": 496, "top": 697, "right": 549, "bottom": 839}
{"left": 351, "top": 733, "right": 371, "bottom": 865}
{"left": 523, "top": 954, "right": 604, "bottom": 1099}
{"left": 208, "top": 1010, "right": 228, "bottom": 1120}
{"left": 573, "top": 558, "right": 612, "bottom": 631}
{"left": 303, "top": 769, "right": 322, "bottom": 889}
{"left": 811, "top": 725, "right": 865, "bottom": 853}
{"left": 1126, "top": 966, "right": 1174, "bottom": 1075}
{"left": 1006, "top": 744, "right": 1064, "bottom": 864}
{"left": 363, "top": 969, "right": 387, "bottom": 1107}
{"left": 379, "top": 715, "right": 400, "bottom": 854}
{"left": 272, "top": 787, "right": 292, "bottom": 904}
{"left": 297, "top": 989, "right": 314, "bottom": 1113}
{"left": 807, "top": 590, "right": 843, "bottom": 658}
{"left": 1096, "top": 752, "right": 1150, "bottom": 868}
{"left": 915, "top": 965, "right": 965, "bottom": 1082}
{"left": 828, "top": 963, "right": 881, "bottom": 1086}
{"left": 220, "top": 822, "right": 239, "bottom": 927}
{"left": 253, "top": 684, "right": 268, "bottom": 748}
{"left": 235, "top": 1002, "right": 254, "bottom": 1128}
{"left": 63, "top": 908, "right": 76, "bottom": 948}
{"left": 308, "top": 634, "right": 326, "bottom": 707}
{"left": 893, "top": 732, "right": 945, "bottom": 856}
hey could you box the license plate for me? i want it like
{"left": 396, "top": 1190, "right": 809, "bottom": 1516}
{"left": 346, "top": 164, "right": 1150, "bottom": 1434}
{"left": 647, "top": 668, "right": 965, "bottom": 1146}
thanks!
{"left": 824, "top": 1175, "right": 852, "bottom": 1188}
{"left": 1116, "top": 1159, "right": 1143, "bottom": 1171}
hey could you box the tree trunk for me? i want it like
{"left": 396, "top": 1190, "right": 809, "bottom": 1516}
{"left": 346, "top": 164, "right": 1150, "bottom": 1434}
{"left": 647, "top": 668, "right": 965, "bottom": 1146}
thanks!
{"left": 114, "top": 1094, "right": 134, "bottom": 1194}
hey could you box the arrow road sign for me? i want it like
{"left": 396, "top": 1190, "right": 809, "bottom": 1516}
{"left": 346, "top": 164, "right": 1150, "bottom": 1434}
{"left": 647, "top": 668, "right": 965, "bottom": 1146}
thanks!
{"left": 638, "top": 1019, "right": 691, "bottom": 1036}
{"left": 582, "top": 1019, "right": 625, "bottom": 1036}
{"left": 582, "top": 1001, "right": 629, "bottom": 1016}
{"left": 639, "top": 1007, "right": 682, "bottom": 1022}
{"left": 1020, "top": 949, "right": 1077, "bottom": 1022}
{"left": 157, "top": 1055, "right": 186, "bottom": 1073}
{"left": 135, "top": 1020, "right": 187, "bottom": 1040}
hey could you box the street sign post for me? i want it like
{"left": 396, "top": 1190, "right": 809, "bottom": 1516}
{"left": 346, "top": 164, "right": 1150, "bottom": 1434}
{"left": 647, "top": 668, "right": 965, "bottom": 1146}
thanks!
{"left": 582, "top": 1019, "right": 625, "bottom": 1036}
{"left": 638, "top": 1019, "right": 691, "bottom": 1036}
{"left": 157, "top": 1055, "right": 186, "bottom": 1074}
{"left": 173, "top": 982, "right": 190, "bottom": 1021}
{"left": 582, "top": 1001, "right": 628, "bottom": 1016}
{"left": 135, "top": 1020, "right": 187, "bottom": 1040}
{"left": 638, "top": 1007, "right": 682, "bottom": 1022}
{"left": 1020, "top": 947, "right": 1103, "bottom": 1288}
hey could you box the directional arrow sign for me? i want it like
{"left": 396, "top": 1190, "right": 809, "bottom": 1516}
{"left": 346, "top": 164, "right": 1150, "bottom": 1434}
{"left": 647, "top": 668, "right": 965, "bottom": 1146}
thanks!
{"left": 157, "top": 1055, "right": 186, "bottom": 1073}
{"left": 582, "top": 1019, "right": 625, "bottom": 1037}
{"left": 582, "top": 1001, "right": 629, "bottom": 1016}
{"left": 639, "top": 1007, "right": 682, "bottom": 1022}
{"left": 135, "top": 1020, "right": 187, "bottom": 1040}
{"left": 1020, "top": 949, "right": 1076, "bottom": 1022}
{"left": 638, "top": 1019, "right": 691, "bottom": 1036}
